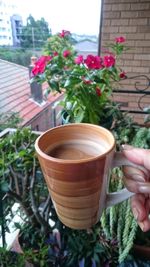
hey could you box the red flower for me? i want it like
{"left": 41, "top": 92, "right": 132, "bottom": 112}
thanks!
{"left": 84, "top": 55, "right": 103, "bottom": 70}
{"left": 96, "top": 87, "right": 102, "bottom": 96}
{"left": 119, "top": 71, "right": 127, "bottom": 79}
{"left": 63, "top": 50, "right": 71, "bottom": 57}
{"left": 53, "top": 51, "right": 58, "bottom": 57}
{"left": 59, "top": 30, "right": 71, "bottom": 38}
{"left": 82, "top": 77, "right": 92, "bottom": 84}
{"left": 32, "top": 55, "right": 52, "bottom": 75}
{"left": 103, "top": 55, "right": 115, "bottom": 68}
{"left": 115, "top": 36, "right": 126, "bottom": 43}
{"left": 74, "top": 55, "right": 84, "bottom": 64}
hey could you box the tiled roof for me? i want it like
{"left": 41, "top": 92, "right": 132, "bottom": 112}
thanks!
{"left": 0, "top": 59, "right": 61, "bottom": 126}
{"left": 75, "top": 40, "right": 98, "bottom": 52}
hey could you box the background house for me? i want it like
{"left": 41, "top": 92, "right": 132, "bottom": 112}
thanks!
{"left": 0, "top": 0, "right": 22, "bottom": 46}
{"left": 74, "top": 40, "right": 98, "bottom": 56}
{"left": 11, "top": 14, "right": 22, "bottom": 46}
{"left": 0, "top": 59, "right": 63, "bottom": 131}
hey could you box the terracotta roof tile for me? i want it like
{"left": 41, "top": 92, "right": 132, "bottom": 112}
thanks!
{"left": 0, "top": 59, "right": 62, "bottom": 125}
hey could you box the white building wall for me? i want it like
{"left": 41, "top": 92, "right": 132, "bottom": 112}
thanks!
{"left": 0, "top": 0, "right": 17, "bottom": 45}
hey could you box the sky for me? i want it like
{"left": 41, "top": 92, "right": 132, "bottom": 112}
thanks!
{"left": 12, "top": 0, "right": 101, "bottom": 35}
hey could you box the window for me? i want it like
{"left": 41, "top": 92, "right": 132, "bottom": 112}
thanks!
{"left": 0, "top": 27, "right": 6, "bottom": 31}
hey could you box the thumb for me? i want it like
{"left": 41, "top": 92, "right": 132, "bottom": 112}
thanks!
{"left": 122, "top": 145, "right": 150, "bottom": 171}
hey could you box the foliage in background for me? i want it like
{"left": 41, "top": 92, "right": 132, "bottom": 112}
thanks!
{"left": 20, "top": 15, "right": 51, "bottom": 49}
{"left": 0, "top": 112, "right": 22, "bottom": 132}
{"left": 0, "top": 47, "right": 34, "bottom": 67}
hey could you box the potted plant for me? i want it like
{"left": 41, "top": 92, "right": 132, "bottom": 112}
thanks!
{"left": 1, "top": 127, "right": 126, "bottom": 267}
{"left": 31, "top": 30, "right": 127, "bottom": 126}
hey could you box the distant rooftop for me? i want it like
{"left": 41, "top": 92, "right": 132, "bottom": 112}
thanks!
{"left": 74, "top": 40, "right": 98, "bottom": 55}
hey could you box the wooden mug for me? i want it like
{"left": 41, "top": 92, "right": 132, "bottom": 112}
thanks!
{"left": 35, "top": 123, "right": 140, "bottom": 229}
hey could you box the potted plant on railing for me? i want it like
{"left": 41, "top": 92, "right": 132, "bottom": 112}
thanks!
{"left": 31, "top": 30, "right": 127, "bottom": 127}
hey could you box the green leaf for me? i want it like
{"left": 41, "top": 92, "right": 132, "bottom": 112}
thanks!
{"left": 44, "top": 88, "right": 51, "bottom": 98}
{"left": 49, "top": 80, "right": 61, "bottom": 92}
{"left": 93, "top": 252, "right": 100, "bottom": 263}
{"left": 1, "top": 181, "right": 9, "bottom": 192}
{"left": 74, "top": 110, "right": 85, "bottom": 123}
{"left": 14, "top": 222, "right": 22, "bottom": 230}
{"left": 18, "top": 150, "right": 27, "bottom": 157}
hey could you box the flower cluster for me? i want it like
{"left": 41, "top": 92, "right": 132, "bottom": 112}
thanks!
{"left": 31, "top": 30, "right": 127, "bottom": 125}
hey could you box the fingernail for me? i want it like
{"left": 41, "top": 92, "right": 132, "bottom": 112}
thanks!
{"left": 132, "top": 208, "right": 139, "bottom": 220}
{"left": 139, "top": 185, "right": 150, "bottom": 194}
{"left": 139, "top": 222, "right": 145, "bottom": 231}
{"left": 121, "top": 144, "right": 133, "bottom": 150}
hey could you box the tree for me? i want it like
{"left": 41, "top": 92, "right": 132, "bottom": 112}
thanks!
{"left": 20, "top": 15, "right": 51, "bottom": 49}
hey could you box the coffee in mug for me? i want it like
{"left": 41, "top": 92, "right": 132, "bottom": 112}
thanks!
{"left": 47, "top": 139, "right": 108, "bottom": 160}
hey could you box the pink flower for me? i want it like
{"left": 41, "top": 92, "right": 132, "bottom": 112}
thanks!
{"left": 96, "top": 87, "right": 102, "bottom": 96}
{"left": 32, "top": 55, "right": 52, "bottom": 75}
{"left": 82, "top": 77, "right": 92, "bottom": 84}
{"left": 103, "top": 55, "right": 115, "bottom": 68}
{"left": 63, "top": 50, "right": 71, "bottom": 57}
{"left": 119, "top": 71, "right": 127, "bottom": 79}
{"left": 115, "top": 36, "right": 126, "bottom": 43}
{"left": 59, "top": 30, "right": 71, "bottom": 38}
{"left": 74, "top": 55, "right": 84, "bottom": 64}
{"left": 84, "top": 55, "right": 103, "bottom": 70}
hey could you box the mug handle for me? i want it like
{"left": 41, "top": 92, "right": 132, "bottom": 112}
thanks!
{"left": 106, "top": 151, "right": 147, "bottom": 208}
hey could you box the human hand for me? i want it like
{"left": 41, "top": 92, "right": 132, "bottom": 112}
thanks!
{"left": 122, "top": 145, "right": 150, "bottom": 232}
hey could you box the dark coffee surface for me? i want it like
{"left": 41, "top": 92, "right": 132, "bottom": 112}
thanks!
{"left": 48, "top": 140, "right": 106, "bottom": 160}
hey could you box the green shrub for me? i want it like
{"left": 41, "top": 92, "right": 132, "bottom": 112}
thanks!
{"left": 0, "top": 47, "right": 39, "bottom": 67}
